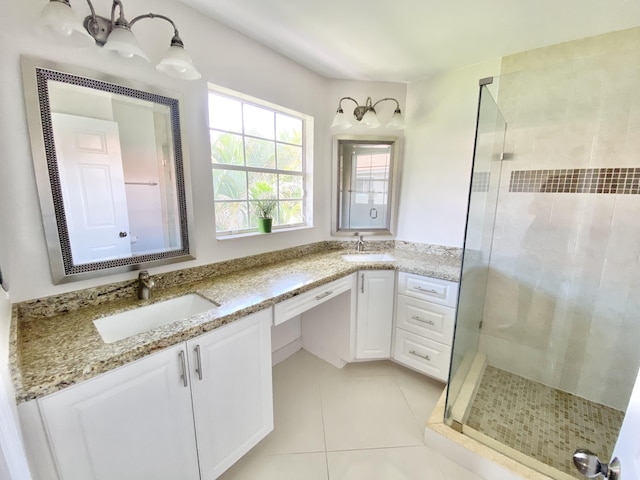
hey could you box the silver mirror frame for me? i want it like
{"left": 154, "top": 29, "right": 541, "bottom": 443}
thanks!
{"left": 21, "top": 56, "right": 195, "bottom": 284}
{"left": 331, "top": 135, "right": 402, "bottom": 237}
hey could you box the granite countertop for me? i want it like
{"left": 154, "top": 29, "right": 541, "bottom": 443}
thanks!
{"left": 10, "top": 244, "right": 461, "bottom": 403}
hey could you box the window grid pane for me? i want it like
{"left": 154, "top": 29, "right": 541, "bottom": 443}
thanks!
{"left": 209, "top": 91, "right": 307, "bottom": 234}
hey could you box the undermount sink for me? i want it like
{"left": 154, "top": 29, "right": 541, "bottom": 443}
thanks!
{"left": 94, "top": 294, "right": 218, "bottom": 344}
{"left": 341, "top": 254, "right": 396, "bottom": 262}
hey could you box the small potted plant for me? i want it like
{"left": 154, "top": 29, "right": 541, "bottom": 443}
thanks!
{"left": 254, "top": 198, "right": 276, "bottom": 233}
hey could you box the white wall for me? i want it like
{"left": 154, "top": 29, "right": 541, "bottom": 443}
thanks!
{"left": 1, "top": 0, "right": 334, "bottom": 302}
{"left": 399, "top": 59, "right": 501, "bottom": 247}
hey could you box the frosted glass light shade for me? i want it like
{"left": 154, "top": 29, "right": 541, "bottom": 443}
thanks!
{"left": 360, "top": 109, "right": 381, "bottom": 128}
{"left": 331, "top": 110, "right": 352, "bottom": 129}
{"left": 39, "top": 1, "right": 94, "bottom": 47}
{"left": 103, "top": 26, "right": 149, "bottom": 61}
{"left": 156, "top": 45, "right": 202, "bottom": 80}
{"left": 387, "top": 111, "right": 406, "bottom": 129}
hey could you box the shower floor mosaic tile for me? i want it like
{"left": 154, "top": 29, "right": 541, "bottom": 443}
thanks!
{"left": 466, "top": 366, "right": 625, "bottom": 479}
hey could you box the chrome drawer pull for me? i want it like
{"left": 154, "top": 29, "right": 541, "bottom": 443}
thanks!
{"left": 315, "top": 291, "right": 333, "bottom": 301}
{"left": 411, "top": 315, "right": 435, "bottom": 325}
{"left": 194, "top": 345, "right": 203, "bottom": 381}
{"left": 414, "top": 286, "right": 438, "bottom": 294}
{"left": 409, "top": 350, "right": 431, "bottom": 361}
{"left": 178, "top": 350, "right": 188, "bottom": 387}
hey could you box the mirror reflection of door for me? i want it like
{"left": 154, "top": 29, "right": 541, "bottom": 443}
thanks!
{"left": 51, "top": 113, "right": 132, "bottom": 264}
{"left": 341, "top": 144, "right": 390, "bottom": 229}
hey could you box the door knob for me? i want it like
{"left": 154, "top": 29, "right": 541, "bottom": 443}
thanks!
{"left": 119, "top": 231, "right": 128, "bottom": 238}
{"left": 573, "top": 449, "right": 620, "bottom": 480}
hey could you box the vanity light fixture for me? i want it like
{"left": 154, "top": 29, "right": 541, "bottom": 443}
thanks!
{"left": 330, "top": 96, "right": 405, "bottom": 130}
{"left": 39, "top": 0, "right": 201, "bottom": 80}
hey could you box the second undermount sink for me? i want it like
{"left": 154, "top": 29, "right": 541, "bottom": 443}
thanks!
{"left": 94, "top": 294, "right": 218, "bottom": 344}
{"left": 342, "top": 253, "right": 396, "bottom": 262}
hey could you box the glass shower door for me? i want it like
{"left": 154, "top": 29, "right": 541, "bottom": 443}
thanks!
{"left": 445, "top": 79, "right": 506, "bottom": 428}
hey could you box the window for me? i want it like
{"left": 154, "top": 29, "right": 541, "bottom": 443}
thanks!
{"left": 208, "top": 87, "right": 312, "bottom": 236}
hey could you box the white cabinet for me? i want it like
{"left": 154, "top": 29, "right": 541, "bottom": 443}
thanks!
{"left": 36, "top": 309, "right": 273, "bottom": 480}
{"left": 355, "top": 270, "right": 395, "bottom": 359}
{"left": 392, "top": 272, "right": 458, "bottom": 381}
{"left": 39, "top": 343, "right": 200, "bottom": 480}
{"left": 188, "top": 309, "right": 273, "bottom": 479}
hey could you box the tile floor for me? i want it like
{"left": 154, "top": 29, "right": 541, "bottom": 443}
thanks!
{"left": 467, "top": 366, "right": 625, "bottom": 479}
{"left": 219, "top": 349, "right": 485, "bottom": 480}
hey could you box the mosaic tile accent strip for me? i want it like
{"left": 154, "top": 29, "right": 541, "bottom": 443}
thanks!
{"left": 471, "top": 171, "right": 491, "bottom": 192}
{"left": 466, "top": 366, "right": 624, "bottom": 479}
{"left": 509, "top": 168, "right": 640, "bottom": 194}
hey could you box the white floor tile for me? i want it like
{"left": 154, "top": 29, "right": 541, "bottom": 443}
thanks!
{"left": 258, "top": 381, "right": 326, "bottom": 454}
{"left": 222, "top": 350, "right": 485, "bottom": 480}
{"left": 321, "top": 375, "right": 424, "bottom": 451}
{"left": 219, "top": 451, "right": 328, "bottom": 480}
{"left": 392, "top": 364, "right": 446, "bottom": 427}
{"left": 327, "top": 446, "right": 446, "bottom": 480}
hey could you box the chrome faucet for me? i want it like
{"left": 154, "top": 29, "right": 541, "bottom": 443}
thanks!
{"left": 137, "top": 271, "right": 155, "bottom": 300}
{"left": 356, "top": 235, "right": 365, "bottom": 252}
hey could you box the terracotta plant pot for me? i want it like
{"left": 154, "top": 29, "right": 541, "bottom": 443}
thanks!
{"left": 257, "top": 217, "right": 272, "bottom": 233}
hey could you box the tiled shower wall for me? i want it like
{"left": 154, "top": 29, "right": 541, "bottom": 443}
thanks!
{"left": 480, "top": 28, "right": 640, "bottom": 411}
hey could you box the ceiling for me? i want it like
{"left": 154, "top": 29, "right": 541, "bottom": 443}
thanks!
{"left": 178, "top": 0, "right": 640, "bottom": 83}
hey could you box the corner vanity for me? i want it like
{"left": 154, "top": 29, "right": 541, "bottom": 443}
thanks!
{"left": 10, "top": 242, "right": 461, "bottom": 480}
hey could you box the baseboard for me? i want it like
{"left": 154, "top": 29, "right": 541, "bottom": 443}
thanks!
{"left": 272, "top": 337, "right": 303, "bottom": 366}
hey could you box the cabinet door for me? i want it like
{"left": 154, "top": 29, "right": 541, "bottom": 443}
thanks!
{"left": 39, "top": 344, "right": 200, "bottom": 480}
{"left": 355, "top": 270, "right": 395, "bottom": 359}
{"left": 188, "top": 308, "right": 274, "bottom": 479}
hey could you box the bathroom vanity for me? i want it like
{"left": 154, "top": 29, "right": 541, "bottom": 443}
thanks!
{"left": 11, "top": 242, "right": 461, "bottom": 480}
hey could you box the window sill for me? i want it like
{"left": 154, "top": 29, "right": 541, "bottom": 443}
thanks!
{"left": 216, "top": 225, "right": 315, "bottom": 241}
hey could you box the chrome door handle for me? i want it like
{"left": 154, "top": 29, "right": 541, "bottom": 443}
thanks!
{"left": 414, "top": 286, "right": 437, "bottom": 294}
{"left": 178, "top": 350, "right": 188, "bottom": 387}
{"left": 409, "top": 350, "right": 431, "bottom": 361}
{"left": 194, "top": 345, "right": 203, "bottom": 381}
{"left": 573, "top": 449, "right": 620, "bottom": 480}
{"left": 315, "top": 291, "right": 333, "bottom": 301}
{"left": 411, "top": 315, "right": 435, "bottom": 325}
{"left": 361, "top": 273, "right": 365, "bottom": 293}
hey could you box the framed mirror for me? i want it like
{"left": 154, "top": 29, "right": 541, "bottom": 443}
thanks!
{"left": 332, "top": 136, "right": 402, "bottom": 236}
{"left": 21, "top": 56, "right": 194, "bottom": 284}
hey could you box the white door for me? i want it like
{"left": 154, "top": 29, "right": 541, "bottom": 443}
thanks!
{"left": 188, "top": 309, "right": 274, "bottom": 479}
{"left": 38, "top": 344, "right": 200, "bottom": 480}
{"left": 355, "top": 270, "right": 395, "bottom": 359}
{"left": 51, "top": 113, "right": 131, "bottom": 264}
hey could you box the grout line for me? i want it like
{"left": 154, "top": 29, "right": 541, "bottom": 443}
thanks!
{"left": 392, "top": 374, "right": 428, "bottom": 440}
{"left": 318, "top": 380, "right": 331, "bottom": 479}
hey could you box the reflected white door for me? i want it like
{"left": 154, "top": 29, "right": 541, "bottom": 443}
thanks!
{"left": 51, "top": 113, "right": 131, "bottom": 264}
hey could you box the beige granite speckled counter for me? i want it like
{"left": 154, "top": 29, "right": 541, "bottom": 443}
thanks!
{"left": 10, "top": 242, "right": 461, "bottom": 404}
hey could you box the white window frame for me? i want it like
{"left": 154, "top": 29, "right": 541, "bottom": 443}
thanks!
{"left": 208, "top": 84, "right": 314, "bottom": 238}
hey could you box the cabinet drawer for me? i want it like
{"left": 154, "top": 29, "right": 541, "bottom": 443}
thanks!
{"left": 395, "top": 295, "right": 455, "bottom": 345}
{"left": 273, "top": 274, "right": 354, "bottom": 326}
{"left": 393, "top": 329, "right": 450, "bottom": 382}
{"left": 397, "top": 272, "right": 458, "bottom": 307}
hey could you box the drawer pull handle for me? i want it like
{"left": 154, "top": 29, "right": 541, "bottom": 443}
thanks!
{"left": 315, "top": 291, "right": 333, "bottom": 301}
{"left": 178, "top": 350, "right": 188, "bottom": 387}
{"left": 414, "top": 286, "right": 438, "bottom": 294}
{"left": 194, "top": 345, "right": 203, "bottom": 381}
{"left": 411, "top": 315, "right": 435, "bottom": 325}
{"left": 409, "top": 350, "right": 431, "bottom": 361}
